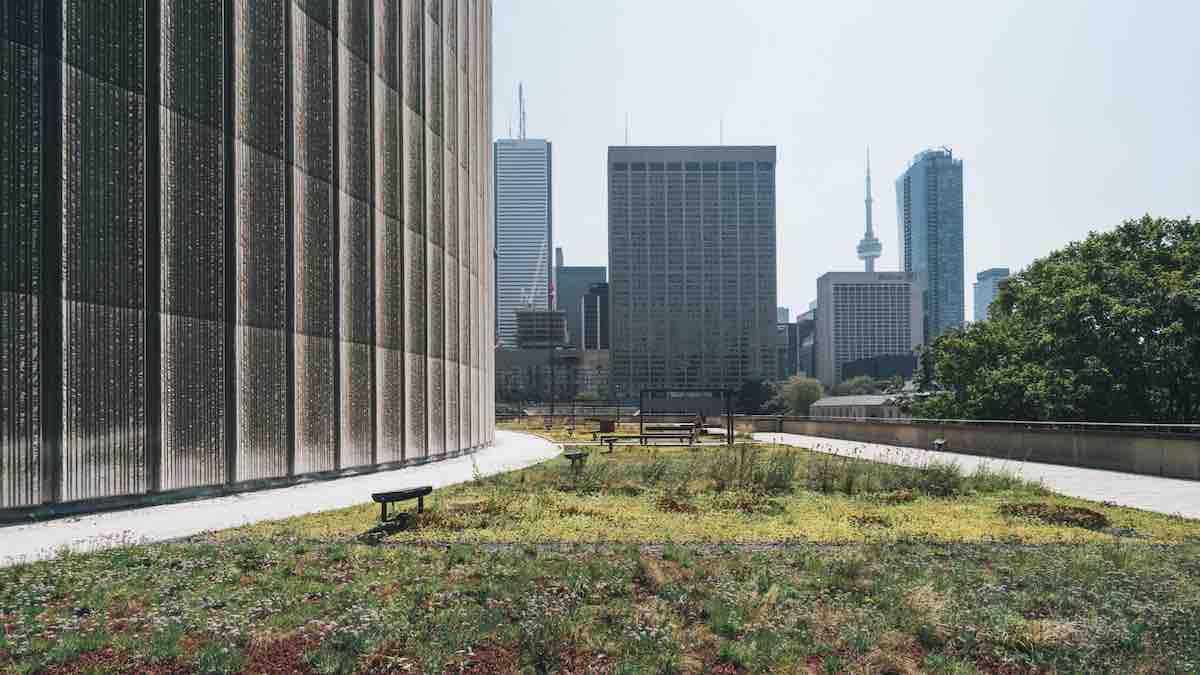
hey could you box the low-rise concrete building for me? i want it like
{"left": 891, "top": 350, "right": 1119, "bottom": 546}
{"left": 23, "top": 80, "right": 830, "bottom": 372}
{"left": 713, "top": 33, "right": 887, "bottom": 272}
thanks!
{"left": 810, "top": 395, "right": 906, "bottom": 419}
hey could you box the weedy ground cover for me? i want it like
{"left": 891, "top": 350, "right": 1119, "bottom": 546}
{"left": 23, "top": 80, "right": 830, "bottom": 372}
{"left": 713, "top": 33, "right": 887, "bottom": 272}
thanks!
{"left": 3, "top": 435, "right": 1198, "bottom": 673}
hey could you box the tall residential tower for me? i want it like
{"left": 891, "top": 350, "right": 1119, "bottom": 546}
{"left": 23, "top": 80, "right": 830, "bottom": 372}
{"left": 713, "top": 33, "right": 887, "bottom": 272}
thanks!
{"left": 896, "top": 148, "right": 964, "bottom": 340}
{"left": 608, "top": 146, "right": 777, "bottom": 396}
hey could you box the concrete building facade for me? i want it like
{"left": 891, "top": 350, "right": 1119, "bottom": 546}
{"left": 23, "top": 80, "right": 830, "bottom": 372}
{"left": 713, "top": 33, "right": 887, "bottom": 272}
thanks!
{"left": 608, "top": 146, "right": 777, "bottom": 396}
{"left": 0, "top": 0, "right": 494, "bottom": 515}
{"left": 494, "top": 138, "right": 551, "bottom": 346}
{"left": 815, "top": 272, "right": 923, "bottom": 387}
{"left": 973, "top": 267, "right": 1011, "bottom": 321}
{"left": 896, "top": 148, "right": 964, "bottom": 340}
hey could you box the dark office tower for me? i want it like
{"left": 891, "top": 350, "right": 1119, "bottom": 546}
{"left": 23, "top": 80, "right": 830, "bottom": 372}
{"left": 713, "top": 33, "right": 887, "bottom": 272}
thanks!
{"left": 608, "top": 146, "right": 777, "bottom": 397}
{"left": 0, "top": 0, "right": 495, "bottom": 515}
{"left": 493, "top": 138, "right": 551, "bottom": 347}
{"left": 581, "top": 282, "right": 610, "bottom": 350}
{"left": 896, "top": 148, "right": 964, "bottom": 340}
{"left": 554, "top": 248, "right": 605, "bottom": 347}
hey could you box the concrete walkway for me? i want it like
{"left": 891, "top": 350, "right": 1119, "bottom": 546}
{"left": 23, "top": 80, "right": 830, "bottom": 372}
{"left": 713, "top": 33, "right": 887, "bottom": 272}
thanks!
{"left": 755, "top": 432, "right": 1199, "bottom": 519}
{"left": 1, "top": 430, "right": 560, "bottom": 568}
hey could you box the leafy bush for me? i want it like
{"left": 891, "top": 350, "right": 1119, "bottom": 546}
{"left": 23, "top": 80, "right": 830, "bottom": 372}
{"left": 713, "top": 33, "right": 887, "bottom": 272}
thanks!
{"left": 705, "top": 444, "right": 799, "bottom": 494}
{"left": 709, "top": 490, "right": 784, "bottom": 516}
{"left": 805, "top": 456, "right": 843, "bottom": 494}
{"left": 562, "top": 458, "right": 611, "bottom": 494}
{"left": 970, "top": 464, "right": 1047, "bottom": 494}
{"left": 917, "top": 461, "right": 964, "bottom": 497}
{"left": 637, "top": 457, "right": 673, "bottom": 486}
{"left": 754, "top": 450, "right": 801, "bottom": 493}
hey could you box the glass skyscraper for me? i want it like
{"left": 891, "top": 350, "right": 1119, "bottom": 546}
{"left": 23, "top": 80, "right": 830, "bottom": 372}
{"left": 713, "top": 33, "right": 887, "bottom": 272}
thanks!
{"left": 493, "top": 138, "right": 552, "bottom": 347}
{"left": 974, "top": 267, "right": 1011, "bottom": 321}
{"left": 895, "top": 148, "right": 964, "bottom": 341}
{"left": 607, "top": 146, "right": 777, "bottom": 396}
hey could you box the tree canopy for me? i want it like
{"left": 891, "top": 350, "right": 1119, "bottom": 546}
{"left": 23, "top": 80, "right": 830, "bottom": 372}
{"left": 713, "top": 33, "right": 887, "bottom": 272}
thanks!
{"left": 735, "top": 378, "right": 777, "bottom": 414}
{"left": 780, "top": 375, "right": 824, "bottom": 416}
{"left": 912, "top": 216, "right": 1199, "bottom": 423}
{"left": 829, "top": 375, "right": 887, "bottom": 396}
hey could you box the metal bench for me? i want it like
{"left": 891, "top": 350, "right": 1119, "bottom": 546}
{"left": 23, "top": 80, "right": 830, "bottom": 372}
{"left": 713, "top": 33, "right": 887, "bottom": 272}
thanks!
{"left": 564, "top": 451, "right": 589, "bottom": 473}
{"left": 599, "top": 435, "right": 625, "bottom": 453}
{"left": 640, "top": 432, "right": 695, "bottom": 446}
{"left": 371, "top": 485, "right": 433, "bottom": 522}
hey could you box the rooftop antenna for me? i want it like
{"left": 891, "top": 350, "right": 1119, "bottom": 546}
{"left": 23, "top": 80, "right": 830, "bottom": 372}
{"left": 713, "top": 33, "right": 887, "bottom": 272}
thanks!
{"left": 719, "top": 115, "right": 724, "bottom": 145}
{"left": 624, "top": 112, "right": 629, "bottom": 145}
{"left": 518, "top": 82, "right": 527, "bottom": 139}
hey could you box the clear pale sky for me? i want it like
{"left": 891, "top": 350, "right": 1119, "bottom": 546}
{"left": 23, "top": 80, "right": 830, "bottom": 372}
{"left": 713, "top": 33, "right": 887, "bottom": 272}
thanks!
{"left": 491, "top": 0, "right": 1198, "bottom": 320}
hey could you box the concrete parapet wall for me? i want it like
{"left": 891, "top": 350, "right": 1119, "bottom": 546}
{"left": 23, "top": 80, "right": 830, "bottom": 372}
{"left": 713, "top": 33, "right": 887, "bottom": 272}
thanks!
{"left": 744, "top": 417, "right": 1200, "bottom": 481}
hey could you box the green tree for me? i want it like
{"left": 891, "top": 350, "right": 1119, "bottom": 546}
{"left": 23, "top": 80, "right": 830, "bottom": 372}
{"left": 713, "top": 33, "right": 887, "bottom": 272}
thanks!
{"left": 735, "top": 378, "right": 777, "bottom": 414}
{"left": 913, "top": 216, "right": 1200, "bottom": 422}
{"left": 830, "top": 375, "right": 886, "bottom": 396}
{"left": 780, "top": 375, "right": 824, "bottom": 416}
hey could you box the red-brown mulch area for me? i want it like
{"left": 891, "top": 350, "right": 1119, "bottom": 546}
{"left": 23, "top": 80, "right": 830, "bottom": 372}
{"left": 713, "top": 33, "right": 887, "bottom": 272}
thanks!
{"left": 446, "top": 643, "right": 520, "bottom": 674}
{"left": 42, "top": 648, "right": 192, "bottom": 675}
{"left": 240, "top": 633, "right": 320, "bottom": 675}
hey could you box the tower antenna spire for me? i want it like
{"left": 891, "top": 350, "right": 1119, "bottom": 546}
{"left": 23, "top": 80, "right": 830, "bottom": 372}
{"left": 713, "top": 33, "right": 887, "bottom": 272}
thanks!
{"left": 518, "top": 83, "right": 527, "bottom": 139}
{"left": 856, "top": 144, "right": 883, "bottom": 272}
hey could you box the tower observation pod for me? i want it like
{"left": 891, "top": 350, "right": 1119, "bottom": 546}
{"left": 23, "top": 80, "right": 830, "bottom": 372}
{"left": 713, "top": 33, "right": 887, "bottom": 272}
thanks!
{"left": 857, "top": 146, "right": 883, "bottom": 272}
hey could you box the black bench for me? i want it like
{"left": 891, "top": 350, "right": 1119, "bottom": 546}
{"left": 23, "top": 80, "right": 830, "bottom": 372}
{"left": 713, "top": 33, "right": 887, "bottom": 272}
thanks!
{"left": 564, "top": 451, "right": 589, "bottom": 472}
{"left": 599, "top": 435, "right": 625, "bottom": 453}
{"left": 640, "top": 432, "right": 694, "bottom": 446}
{"left": 371, "top": 485, "right": 433, "bottom": 522}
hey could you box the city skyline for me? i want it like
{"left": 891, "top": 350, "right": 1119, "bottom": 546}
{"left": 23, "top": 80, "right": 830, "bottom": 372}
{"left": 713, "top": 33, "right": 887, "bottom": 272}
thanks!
{"left": 493, "top": 1, "right": 1198, "bottom": 319}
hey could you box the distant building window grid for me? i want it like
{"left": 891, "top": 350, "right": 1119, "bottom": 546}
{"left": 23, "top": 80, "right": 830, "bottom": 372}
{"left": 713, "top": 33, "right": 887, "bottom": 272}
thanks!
{"left": 830, "top": 282, "right": 913, "bottom": 383}
{"left": 608, "top": 151, "right": 775, "bottom": 393}
{"left": 494, "top": 139, "right": 552, "bottom": 347}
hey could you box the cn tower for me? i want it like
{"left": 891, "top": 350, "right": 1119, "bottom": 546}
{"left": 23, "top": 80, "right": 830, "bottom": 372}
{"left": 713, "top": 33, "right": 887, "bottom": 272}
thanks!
{"left": 856, "top": 147, "right": 883, "bottom": 272}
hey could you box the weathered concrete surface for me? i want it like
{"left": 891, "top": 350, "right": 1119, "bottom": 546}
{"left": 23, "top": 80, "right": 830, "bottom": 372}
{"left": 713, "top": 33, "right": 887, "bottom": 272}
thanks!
{"left": 0, "top": 431, "right": 559, "bottom": 568}
{"left": 755, "top": 432, "right": 1200, "bottom": 519}
{"left": 744, "top": 418, "right": 1200, "bottom": 480}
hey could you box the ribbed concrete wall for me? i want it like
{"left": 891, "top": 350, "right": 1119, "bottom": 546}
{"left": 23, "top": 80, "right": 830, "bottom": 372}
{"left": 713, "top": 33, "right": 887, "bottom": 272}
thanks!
{"left": 0, "top": 0, "right": 494, "bottom": 516}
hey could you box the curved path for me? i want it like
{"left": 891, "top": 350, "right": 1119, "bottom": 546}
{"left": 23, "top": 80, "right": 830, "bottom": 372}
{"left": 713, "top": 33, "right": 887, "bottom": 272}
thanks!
{"left": 754, "top": 432, "right": 1200, "bottom": 519}
{"left": 1, "top": 430, "right": 559, "bottom": 567}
